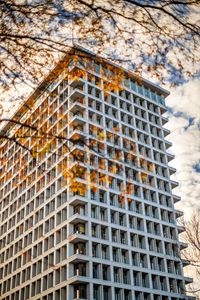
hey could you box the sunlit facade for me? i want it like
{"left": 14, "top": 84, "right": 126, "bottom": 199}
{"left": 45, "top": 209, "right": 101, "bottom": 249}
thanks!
{"left": 0, "top": 47, "right": 194, "bottom": 300}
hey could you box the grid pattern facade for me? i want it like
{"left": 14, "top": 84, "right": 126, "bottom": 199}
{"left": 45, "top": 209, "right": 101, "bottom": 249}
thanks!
{"left": 0, "top": 49, "right": 193, "bottom": 300}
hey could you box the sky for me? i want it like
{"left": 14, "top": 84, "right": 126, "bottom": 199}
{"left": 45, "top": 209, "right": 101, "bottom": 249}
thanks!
{"left": 162, "top": 81, "right": 200, "bottom": 296}
{"left": 164, "top": 79, "right": 200, "bottom": 216}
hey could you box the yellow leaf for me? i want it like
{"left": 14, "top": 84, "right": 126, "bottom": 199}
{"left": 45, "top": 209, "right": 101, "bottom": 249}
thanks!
{"left": 98, "top": 131, "right": 104, "bottom": 140}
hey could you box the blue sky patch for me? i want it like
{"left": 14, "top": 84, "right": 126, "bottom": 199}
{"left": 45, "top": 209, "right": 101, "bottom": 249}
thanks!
{"left": 193, "top": 162, "right": 200, "bottom": 173}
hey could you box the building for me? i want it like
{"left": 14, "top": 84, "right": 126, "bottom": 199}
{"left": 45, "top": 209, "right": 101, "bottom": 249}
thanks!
{"left": 0, "top": 46, "right": 194, "bottom": 300}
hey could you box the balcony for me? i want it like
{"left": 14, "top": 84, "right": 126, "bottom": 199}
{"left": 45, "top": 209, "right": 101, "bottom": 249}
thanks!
{"left": 167, "top": 152, "right": 175, "bottom": 162}
{"left": 175, "top": 209, "right": 184, "bottom": 219}
{"left": 163, "top": 128, "right": 170, "bottom": 137}
{"left": 184, "top": 276, "right": 193, "bottom": 284}
{"left": 161, "top": 116, "right": 168, "bottom": 125}
{"left": 169, "top": 166, "right": 176, "bottom": 175}
{"left": 73, "top": 242, "right": 86, "bottom": 255}
{"left": 165, "top": 140, "right": 172, "bottom": 149}
{"left": 179, "top": 241, "right": 188, "bottom": 250}
{"left": 171, "top": 179, "right": 179, "bottom": 189}
{"left": 68, "top": 263, "right": 89, "bottom": 286}
{"left": 160, "top": 105, "right": 167, "bottom": 114}
{"left": 69, "top": 89, "right": 86, "bottom": 106}
{"left": 74, "top": 264, "right": 87, "bottom": 277}
{"left": 74, "top": 204, "right": 85, "bottom": 215}
{"left": 173, "top": 194, "right": 181, "bottom": 204}
{"left": 69, "top": 118, "right": 85, "bottom": 135}
{"left": 69, "top": 252, "right": 88, "bottom": 264}
{"left": 68, "top": 233, "right": 87, "bottom": 243}
{"left": 73, "top": 223, "right": 86, "bottom": 234}
{"left": 177, "top": 225, "right": 185, "bottom": 233}
{"left": 70, "top": 77, "right": 85, "bottom": 90}
{"left": 73, "top": 284, "right": 87, "bottom": 300}
{"left": 68, "top": 224, "right": 87, "bottom": 243}
{"left": 182, "top": 259, "right": 190, "bottom": 267}
{"left": 69, "top": 195, "right": 88, "bottom": 207}
{"left": 68, "top": 214, "right": 87, "bottom": 225}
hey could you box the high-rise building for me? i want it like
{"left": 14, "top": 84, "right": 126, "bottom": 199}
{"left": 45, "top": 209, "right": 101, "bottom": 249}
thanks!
{"left": 0, "top": 46, "right": 194, "bottom": 300}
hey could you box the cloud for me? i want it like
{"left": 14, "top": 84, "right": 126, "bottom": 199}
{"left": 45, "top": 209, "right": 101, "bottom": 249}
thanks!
{"left": 165, "top": 80, "right": 200, "bottom": 216}
{"left": 166, "top": 80, "right": 200, "bottom": 120}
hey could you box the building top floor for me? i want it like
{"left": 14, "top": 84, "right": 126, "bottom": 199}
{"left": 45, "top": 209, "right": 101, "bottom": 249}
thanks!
{"left": 0, "top": 45, "right": 169, "bottom": 139}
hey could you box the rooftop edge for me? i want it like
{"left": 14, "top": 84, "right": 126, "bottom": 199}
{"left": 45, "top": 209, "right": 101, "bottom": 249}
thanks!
{"left": 0, "top": 44, "right": 170, "bottom": 138}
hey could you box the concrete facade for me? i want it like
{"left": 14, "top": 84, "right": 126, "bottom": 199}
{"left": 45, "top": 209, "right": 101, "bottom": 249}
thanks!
{"left": 0, "top": 47, "right": 194, "bottom": 300}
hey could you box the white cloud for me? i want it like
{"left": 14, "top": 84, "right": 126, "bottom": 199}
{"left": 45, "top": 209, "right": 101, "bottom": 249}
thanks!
{"left": 167, "top": 79, "right": 200, "bottom": 120}
{"left": 166, "top": 87, "right": 200, "bottom": 300}
{"left": 165, "top": 80, "right": 200, "bottom": 215}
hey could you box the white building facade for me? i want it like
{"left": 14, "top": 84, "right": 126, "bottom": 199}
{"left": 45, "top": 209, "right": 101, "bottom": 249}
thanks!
{"left": 0, "top": 47, "right": 194, "bottom": 300}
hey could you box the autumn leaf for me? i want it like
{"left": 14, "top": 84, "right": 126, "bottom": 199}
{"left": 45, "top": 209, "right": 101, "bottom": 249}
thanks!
{"left": 148, "top": 163, "right": 154, "bottom": 172}
{"left": 90, "top": 171, "right": 97, "bottom": 182}
{"left": 119, "top": 194, "right": 124, "bottom": 205}
{"left": 127, "top": 198, "right": 132, "bottom": 204}
{"left": 141, "top": 172, "right": 148, "bottom": 182}
{"left": 73, "top": 133, "right": 80, "bottom": 141}
{"left": 126, "top": 183, "right": 134, "bottom": 195}
{"left": 91, "top": 185, "right": 98, "bottom": 192}
{"left": 98, "top": 131, "right": 104, "bottom": 140}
